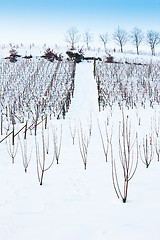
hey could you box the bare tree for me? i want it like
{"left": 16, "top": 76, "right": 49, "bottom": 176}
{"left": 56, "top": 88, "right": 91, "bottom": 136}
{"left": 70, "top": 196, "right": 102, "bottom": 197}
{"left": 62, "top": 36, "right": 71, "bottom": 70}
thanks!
{"left": 83, "top": 30, "right": 93, "bottom": 50}
{"left": 111, "top": 110, "right": 138, "bottom": 203}
{"left": 130, "top": 27, "right": 143, "bottom": 54}
{"left": 69, "top": 119, "right": 77, "bottom": 145}
{"left": 78, "top": 123, "right": 90, "bottom": 170}
{"left": 139, "top": 134, "right": 154, "bottom": 168}
{"left": 65, "top": 27, "right": 81, "bottom": 50}
{"left": 19, "top": 136, "right": 32, "bottom": 173}
{"left": 153, "top": 113, "right": 160, "bottom": 161}
{"left": 147, "top": 30, "right": 160, "bottom": 56}
{"left": 6, "top": 136, "right": 18, "bottom": 164}
{"left": 6, "top": 114, "right": 18, "bottom": 164}
{"left": 97, "top": 119, "right": 112, "bottom": 162}
{"left": 113, "top": 26, "right": 128, "bottom": 53}
{"left": 52, "top": 124, "right": 62, "bottom": 164}
{"left": 35, "top": 119, "right": 54, "bottom": 186}
{"left": 99, "top": 33, "right": 108, "bottom": 52}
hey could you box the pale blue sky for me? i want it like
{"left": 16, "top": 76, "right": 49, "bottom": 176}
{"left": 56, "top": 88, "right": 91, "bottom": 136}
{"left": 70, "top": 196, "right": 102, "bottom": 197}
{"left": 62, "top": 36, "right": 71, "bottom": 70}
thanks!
{"left": 0, "top": 0, "right": 159, "bottom": 44}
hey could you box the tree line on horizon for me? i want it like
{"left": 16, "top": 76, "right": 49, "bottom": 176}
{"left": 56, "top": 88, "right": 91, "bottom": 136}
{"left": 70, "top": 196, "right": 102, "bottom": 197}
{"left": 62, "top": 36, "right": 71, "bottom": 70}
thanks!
{"left": 65, "top": 26, "right": 160, "bottom": 56}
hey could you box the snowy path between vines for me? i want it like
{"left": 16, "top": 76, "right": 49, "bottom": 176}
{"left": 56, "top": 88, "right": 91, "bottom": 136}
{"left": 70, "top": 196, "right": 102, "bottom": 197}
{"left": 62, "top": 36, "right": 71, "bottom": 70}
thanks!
{"left": 66, "top": 61, "right": 99, "bottom": 119}
{"left": 0, "top": 61, "right": 160, "bottom": 240}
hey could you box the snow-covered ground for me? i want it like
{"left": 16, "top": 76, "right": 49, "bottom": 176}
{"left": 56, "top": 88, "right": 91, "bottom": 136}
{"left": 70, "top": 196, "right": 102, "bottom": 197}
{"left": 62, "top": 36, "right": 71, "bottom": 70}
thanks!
{"left": 0, "top": 49, "right": 160, "bottom": 240}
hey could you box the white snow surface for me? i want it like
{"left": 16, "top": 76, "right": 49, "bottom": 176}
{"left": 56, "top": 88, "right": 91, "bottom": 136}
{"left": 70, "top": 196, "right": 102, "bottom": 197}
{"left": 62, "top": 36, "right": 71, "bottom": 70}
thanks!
{"left": 0, "top": 52, "right": 160, "bottom": 240}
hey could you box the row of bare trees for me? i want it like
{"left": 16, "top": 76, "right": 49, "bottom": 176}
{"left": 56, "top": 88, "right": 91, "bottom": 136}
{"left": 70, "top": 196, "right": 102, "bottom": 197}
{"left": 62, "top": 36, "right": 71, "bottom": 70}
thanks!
{"left": 1, "top": 115, "right": 92, "bottom": 185}
{"left": 95, "top": 60, "right": 160, "bottom": 110}
{"left": 0, "top": 58, "right": 76, "bottom": 128}
{"left": 0, "top": 113, "right": 63, "bottom": 185}
{"left": 65, "top": 26, "right": 160, "bottom": 55}
{"left": 0, "top": 109, "right": 159, "bottom": 201}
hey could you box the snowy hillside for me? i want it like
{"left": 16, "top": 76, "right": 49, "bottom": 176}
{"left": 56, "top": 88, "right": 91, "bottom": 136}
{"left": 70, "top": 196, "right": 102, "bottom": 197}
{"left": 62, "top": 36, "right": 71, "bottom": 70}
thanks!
{"left": 0, "top": 46, "right": 160, "bottom": 240}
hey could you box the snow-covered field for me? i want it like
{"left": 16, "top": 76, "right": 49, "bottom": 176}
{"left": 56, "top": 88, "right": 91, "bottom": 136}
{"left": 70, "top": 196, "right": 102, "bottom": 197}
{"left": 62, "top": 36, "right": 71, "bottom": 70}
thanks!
{"left": 0, "top": 46, "right": 160, "bottom": 240}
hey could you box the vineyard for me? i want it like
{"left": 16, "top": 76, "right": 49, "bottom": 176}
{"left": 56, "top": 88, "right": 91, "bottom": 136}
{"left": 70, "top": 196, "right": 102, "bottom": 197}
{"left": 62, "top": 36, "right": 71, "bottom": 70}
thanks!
{"left": 0, "top": 57, "right": 76, "bottom": 126}
{"left": 0, "top": 55, "right": 160, "bottom": 240}
{"left": 95, "top": 60, "right": 160, "bottom": 110}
